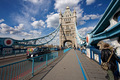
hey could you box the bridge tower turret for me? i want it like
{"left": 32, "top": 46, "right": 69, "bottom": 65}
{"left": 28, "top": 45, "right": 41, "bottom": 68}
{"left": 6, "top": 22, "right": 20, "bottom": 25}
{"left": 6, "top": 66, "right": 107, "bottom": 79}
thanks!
{"left": 59, "top": 6, "right": 77, "bottom": 48}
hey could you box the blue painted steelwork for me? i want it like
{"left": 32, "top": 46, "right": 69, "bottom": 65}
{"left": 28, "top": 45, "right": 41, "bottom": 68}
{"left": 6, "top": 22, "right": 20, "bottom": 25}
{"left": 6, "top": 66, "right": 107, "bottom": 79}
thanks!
{"left": 13, "top": 24, "right": 60, "bottom": 46}
{"left": 0, "top": 52, "right": 58, "bottom": 80}
{"left": 63, "top": 48, "right": 71, "bottom": 53}
{"left": 90, "top": 47, "right": 101, "bottom": 65}
{"left": 91, "top": 0, "right": 120, "bottom": 35}
{"left": 91, "top": 22, "right": 120, "bottom": 45}
{"left": 75, "top": 23, "right": 86, "bottom": 41}
{"left": 32, "top": 58, "right": 34, "bottom": 77}
{"left": 74, "top": 50, "right": 87, "bottom": 80}
{"left": 0, "top": 24, "right": 60, "bottom": 57}
{"left": 75, "top": 23, "right": 86, "bottom": 47}
{"left": 76, "top": 37, "right": 86, "bottom": 46}
{"left": 81, "top": 49, "right": 87, "bottom": 55}
{"left": 0, "top": 24, "right": 60, "bottom": 47}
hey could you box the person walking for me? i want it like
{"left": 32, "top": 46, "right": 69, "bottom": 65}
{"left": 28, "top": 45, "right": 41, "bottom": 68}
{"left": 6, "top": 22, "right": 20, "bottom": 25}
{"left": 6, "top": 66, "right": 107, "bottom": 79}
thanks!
{"left": 101, "top": 43, "right": 120, "bottom": 80}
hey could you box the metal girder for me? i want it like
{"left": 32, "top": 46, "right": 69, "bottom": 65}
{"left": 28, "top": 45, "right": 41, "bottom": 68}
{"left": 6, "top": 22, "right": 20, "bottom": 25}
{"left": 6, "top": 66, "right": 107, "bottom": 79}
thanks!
{"left": 91, "top": 22, "right": 120, "bottom": 45}
{"left": 75, "top": 24, "right": 86, "bottom": 41}
{"left": 12, "top": 24, "right": 60, "bottom": 46}
{"left": 91, "top": 0, "right": 120, "bottom": 35}
{"left": 76, "top": 37, "right": 86, "bottom": 46}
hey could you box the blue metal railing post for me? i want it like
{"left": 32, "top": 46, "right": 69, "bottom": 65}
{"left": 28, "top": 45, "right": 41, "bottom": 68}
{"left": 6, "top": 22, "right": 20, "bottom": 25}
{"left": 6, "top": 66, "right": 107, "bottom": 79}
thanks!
{"left": 32, "top": 58, "right": 34, "bottom": 77}
{"left": 57, "top": 52, "right": 58, "bottom": 57}
{"left": 99, "top": 53, "right": 101, "bottom": 65}
{"left": 93, "top": 52, "right": 95, "bottom": 60}
{"left": 90, "top": 47, "right": 92, "bottom": 59}
{"left": 46, "top": 54, "right": 48, "bottom": 66}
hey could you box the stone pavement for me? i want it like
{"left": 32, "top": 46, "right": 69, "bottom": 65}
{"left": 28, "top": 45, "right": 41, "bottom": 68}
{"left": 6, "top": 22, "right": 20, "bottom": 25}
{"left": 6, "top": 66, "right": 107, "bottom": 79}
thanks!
{"left": 76, "top": 50, "right": 107, "bottom": 80}
{"left": 30, "top": 49, "right": 108, "bottom": 80}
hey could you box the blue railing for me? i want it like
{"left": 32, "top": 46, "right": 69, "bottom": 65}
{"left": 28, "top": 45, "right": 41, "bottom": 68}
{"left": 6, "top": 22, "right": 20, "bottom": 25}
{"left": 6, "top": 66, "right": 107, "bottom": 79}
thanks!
{"left": 81, "top": 49, "right": 87, "bottom": 55}
{"left": 82, "top": 47, "right": 120, "bottom": 73}
{"left": 90, "top": 47, "right": 101, "bottom": 65}
{"left": 63, "top": 48, "right": 71, "bottom": 53}
{"left": 0, "top": 52, "right": 58, "bottom": 80}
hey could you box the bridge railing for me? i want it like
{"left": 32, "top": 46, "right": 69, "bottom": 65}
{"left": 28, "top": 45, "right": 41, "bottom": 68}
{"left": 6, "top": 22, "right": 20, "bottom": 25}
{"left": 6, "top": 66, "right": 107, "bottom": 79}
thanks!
{"left": 81, "top": 47, "right": 120, "bottom": 73}
{"left": 80, "top": 47, "right": 120, "bottom": 73}
{"left": 63, "top": 48, "right": 71, "bottom": 53}
{"left": 81, "top": 49, "right": 87, "bottom": 55}
{"left": 0, "top": 52, "right": 58, "bottom": 80}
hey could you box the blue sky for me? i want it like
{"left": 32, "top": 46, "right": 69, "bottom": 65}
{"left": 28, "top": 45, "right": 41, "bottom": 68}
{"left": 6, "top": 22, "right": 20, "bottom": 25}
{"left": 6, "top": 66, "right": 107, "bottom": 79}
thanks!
{"left": 0, "top": 0, "right": 111, "bottom": 42}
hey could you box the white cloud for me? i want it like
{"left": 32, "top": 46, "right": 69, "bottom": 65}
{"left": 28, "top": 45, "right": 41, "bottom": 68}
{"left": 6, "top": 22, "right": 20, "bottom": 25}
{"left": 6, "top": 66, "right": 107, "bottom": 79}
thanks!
{"left": 31, "top": 20, "right": 45, "bottom": 29}
{"left": 54, "top": 0, "right": 81, "bottom": 12}
{"left": 31, "top": 17, "right": 36, "bottom": 21}
{"left": 30, "top": 30, "right": 41, "bottom": 38}
{"left": 78, "top": 14, "right": 102, "bottom": 25}
{"left": 48, "top": 33, "right": 59, "bottom": 45}
{"left": 0, "top": 23, "right": 14, "bottom": 34}
{"left": 14, "top": 24, "right": 24, "bottom": 30}
{"left": 46, "top": 13, "right": 59, "bottom": 28}
{"left": 98, "top": 4, "right": 102, "bottom": 7}
{"left": 79, "top": 21, "right": 86, "bottom": 25}
{"left": 0, "top": 23, "right": 32, "bottom": 37}
{"left": 12, "top": 0, "right": 51, "bottom": 31}
{"left": 86, "top": 0, "right": 95, "bottom": 5}
{"left": 88, "top": 14, "right": 102, "bottom": 19}
{"left": 78, "top": 26, "right": 94, "bottom": 37}
{"left": 81, "top": 14, "right": 101, "bottom": 20}
{"left": 21, "top": 32, "right": 32, "bottom": 36}
{"left": 81, "top": 15, "right": 90, "bottom": 20}
{"left": 24, "top": 0, "right": 43, "bottom": 4}
{"left": 0, "top": 19, "right": 4, "bottom": 23}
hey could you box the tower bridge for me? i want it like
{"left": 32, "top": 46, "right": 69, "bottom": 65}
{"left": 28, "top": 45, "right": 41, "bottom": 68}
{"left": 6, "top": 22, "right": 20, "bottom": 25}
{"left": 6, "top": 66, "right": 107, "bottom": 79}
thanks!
{"left": 0, "top": 0, "right": 120, "bottom": 80}
{"left": 59, "top": 6, "right": 77, "bottom": 48}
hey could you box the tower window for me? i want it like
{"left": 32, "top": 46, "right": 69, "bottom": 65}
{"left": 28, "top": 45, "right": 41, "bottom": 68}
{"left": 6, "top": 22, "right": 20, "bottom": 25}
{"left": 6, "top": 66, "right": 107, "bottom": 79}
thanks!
{"left": 71, "top": 27, "right": 73, "bottom": 29}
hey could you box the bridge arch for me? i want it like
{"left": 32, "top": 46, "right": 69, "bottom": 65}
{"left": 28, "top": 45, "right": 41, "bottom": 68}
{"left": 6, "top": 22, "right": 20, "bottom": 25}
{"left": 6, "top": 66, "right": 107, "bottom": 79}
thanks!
{"left": 63, "top": 40, "right": 72, "bottom": 47}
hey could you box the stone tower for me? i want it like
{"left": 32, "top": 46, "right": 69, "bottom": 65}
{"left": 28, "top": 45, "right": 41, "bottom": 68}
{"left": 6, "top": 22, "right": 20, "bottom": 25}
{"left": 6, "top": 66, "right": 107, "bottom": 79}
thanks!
{"left": 59, "top": 6, "right": 77, "bottom": 48}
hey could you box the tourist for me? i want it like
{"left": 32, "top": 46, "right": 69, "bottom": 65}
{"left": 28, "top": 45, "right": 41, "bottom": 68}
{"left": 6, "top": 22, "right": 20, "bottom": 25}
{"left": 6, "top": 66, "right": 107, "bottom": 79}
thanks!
{"left": 101, "top": 43, "right": 120, "bottom": 80}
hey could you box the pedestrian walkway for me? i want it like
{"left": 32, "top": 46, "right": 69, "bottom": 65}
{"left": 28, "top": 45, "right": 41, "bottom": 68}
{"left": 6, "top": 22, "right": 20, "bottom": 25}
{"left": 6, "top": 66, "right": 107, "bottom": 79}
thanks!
{"left": 76, "top": 50, "right": 107, "bottom": 80}
{"left": 31, "top": 49, "right": 107, "bottom": 80}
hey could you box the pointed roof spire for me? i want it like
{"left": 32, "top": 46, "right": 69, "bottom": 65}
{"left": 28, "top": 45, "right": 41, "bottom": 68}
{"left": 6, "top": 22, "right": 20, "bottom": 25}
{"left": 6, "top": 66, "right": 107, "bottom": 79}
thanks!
{"left": 60, "top": 10, "right": 62, "bottom": 14}
{"left": 74, "top": 8, "right": 76, "bottom": 13}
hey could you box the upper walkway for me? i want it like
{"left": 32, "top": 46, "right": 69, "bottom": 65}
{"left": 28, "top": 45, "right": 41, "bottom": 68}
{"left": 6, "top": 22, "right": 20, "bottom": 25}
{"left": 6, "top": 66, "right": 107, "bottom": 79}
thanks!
{"left": 30, "top": 49, "right": 107, "bottom": 80}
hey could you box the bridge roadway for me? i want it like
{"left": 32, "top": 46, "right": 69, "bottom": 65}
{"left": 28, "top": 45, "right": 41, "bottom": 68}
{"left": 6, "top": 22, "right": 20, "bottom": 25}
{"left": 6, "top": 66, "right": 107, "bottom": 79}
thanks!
{"left": 30, "top": 49, "right": 107, "bottom": 80}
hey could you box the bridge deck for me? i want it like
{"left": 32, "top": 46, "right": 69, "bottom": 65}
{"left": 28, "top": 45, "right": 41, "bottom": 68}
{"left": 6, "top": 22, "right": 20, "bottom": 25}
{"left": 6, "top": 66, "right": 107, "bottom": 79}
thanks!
{"left": 30, "top": 49, "right": 107, "bottom": 80}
